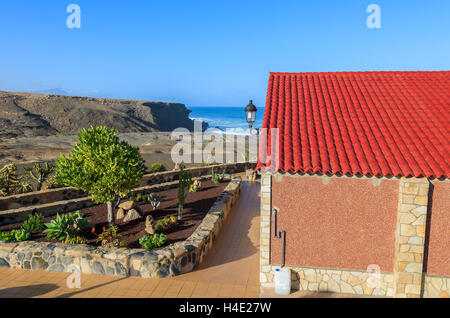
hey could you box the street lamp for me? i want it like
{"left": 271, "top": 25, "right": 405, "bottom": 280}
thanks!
{"left": 244, "top": 100, "right": 257, "bottom": 130}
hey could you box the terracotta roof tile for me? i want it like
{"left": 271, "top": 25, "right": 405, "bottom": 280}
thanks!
{"left": 257, "top": 71, "right": 450, "bottom": 178}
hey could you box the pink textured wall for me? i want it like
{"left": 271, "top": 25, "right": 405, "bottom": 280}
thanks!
{"left": 426, "top": 181, "right": 450, "bottom": 276}
{"left": 271, "top": 175, "right": 399, "bottom": 272}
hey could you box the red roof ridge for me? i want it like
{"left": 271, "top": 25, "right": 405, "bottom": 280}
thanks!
{"left": 270, "top": 70, "right": 450, "bottom": 76}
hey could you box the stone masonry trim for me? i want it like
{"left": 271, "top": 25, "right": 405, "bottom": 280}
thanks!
{"left": 393, "top": 178, "right": 429, "bottom": 298}
{"left": 423, "top": 274, "right": 450, "bottom": 298}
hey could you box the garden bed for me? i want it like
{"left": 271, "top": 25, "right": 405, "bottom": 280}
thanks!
{"left": 0, "top": 162, "right": 247, "bottom": 212}
{"left": 0, "top": 180, "right": 227, "bottom": 249}
{"left": 0, "top": 177, "right": 241, "bottom": 278}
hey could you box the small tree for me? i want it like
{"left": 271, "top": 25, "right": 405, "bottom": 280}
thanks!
{"left": 54, "top": 126, "right": 146, "bottom": 225}
{"left": 177, "top": 166, "right": 192, "bottom": 220}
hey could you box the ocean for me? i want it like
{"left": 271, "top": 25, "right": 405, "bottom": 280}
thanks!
{"left": 188, "top": 106, "right": 265, "bottom": 133}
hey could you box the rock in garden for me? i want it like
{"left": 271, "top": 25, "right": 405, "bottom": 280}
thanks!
{"left": 116, "top": 208, "right": 125, "bottom": 219}
{"left": 119, "top": 201, "right": 136, "bottom": 210}
{"left": 173, "top": 163, "right": 185, "bottom": 170}
{"left": 123, "top": 209, "right": 142, "bottom": 222}
{"left": 145, "top": 215, "right": 155, "bottom": 234}
{"left": 246, "top": 169, "right": 257, "bottom": 181}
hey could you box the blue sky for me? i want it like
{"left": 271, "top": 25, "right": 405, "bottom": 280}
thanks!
{"left": 0, "top": 0, "right": 449, "bottom": 106}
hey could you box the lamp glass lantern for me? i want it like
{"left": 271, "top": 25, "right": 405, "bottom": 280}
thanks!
{"left": 244, "top": 100, "right": 257, "bottom": 129}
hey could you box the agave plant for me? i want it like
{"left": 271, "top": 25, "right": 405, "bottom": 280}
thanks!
{"left": 44, "top": 213, "right": 73, "bottom": 240}
{"left": 44, "top": 211, "right": 89, "bottom": 241}
{"left": 149, "top": 192, "right": 162, "bottom": 210}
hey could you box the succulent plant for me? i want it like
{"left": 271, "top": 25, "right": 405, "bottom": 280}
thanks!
{"left": 149, "top": 192, "right": 162, "bottom": 210}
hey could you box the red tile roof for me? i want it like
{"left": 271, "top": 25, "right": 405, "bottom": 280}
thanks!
{"left": 256, "top": 71, "right": 450, "bottom": 178}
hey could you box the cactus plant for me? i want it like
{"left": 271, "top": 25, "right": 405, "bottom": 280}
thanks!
{"left": 23, "top": 162, "right": 55, "bottom": 191}
{"left": 211, "top": 167, "right": 226, "bottom": 184}
{"left": 0, "top": 163, "right": 32, "bottom": 196}
{"left": 149, "top": 192, "right": 162, "bottom": 210}
{"left": 177, "top": 166, "right": 193, "bottom": 220}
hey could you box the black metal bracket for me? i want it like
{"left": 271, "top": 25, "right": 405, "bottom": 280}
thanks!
{"left": 273, "top": 208, "right": 281, "bottom": 238}
{"left": 272, "top": 208, "right": 286, "bottom": 267}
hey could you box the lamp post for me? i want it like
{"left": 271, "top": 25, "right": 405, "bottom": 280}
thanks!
{"left": 244, "top": 100, "right": 257, "bottom": 133}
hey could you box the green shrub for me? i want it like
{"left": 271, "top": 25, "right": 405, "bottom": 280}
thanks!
{"left": 139, "top": 233, "right": 167, "bottom": 249}
{"left": 150, "top": 163, "right": 166, "bottom": 173}
{"left": 72, "top": 211, "right": 90, "bottom": 231}
{"left": 21, "top": 213, "right": 44, "bottom": 233}
{"left": 45, "top": 174, "right": 65, "bottom": 189}
{"left": 95, "top": 224, "right": 127, "bottom": 248}
{"left": 0, "top": 231, "right": 12, "bottom": 241}
{"left": 63, "top": 235, "right": 87, "bottom": 244}
{"left": 14, "top": 229, "right": 31, "bottom": 241}
{"left": 155, "top": 216, "right": 177, "bottom": 232}
{"left": 136, "top": 193, "right": 145, "bottom": 202}
{"left": 0, "top": 229, "right": 31, "bottom": 242}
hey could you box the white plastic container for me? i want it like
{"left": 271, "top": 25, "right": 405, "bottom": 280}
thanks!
{"left": 274, "top": 267, "right": 291, "bottom": 295}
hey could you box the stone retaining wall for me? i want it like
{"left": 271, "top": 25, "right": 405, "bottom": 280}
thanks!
{"left": 139, "top": 163, "right": 247, "bottom": 186}
{"left": 0, "top": 178, "right": 241, "bottom": 278}
{"left": 0, "top": 187, "right": 87, "bottom": 211}
{"left": 0, "top": 162, "right": 247, "bottom": 212}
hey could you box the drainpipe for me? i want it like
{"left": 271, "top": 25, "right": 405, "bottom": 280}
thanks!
{"left": 272, "top": 208, "right": 286, "bottom": 267}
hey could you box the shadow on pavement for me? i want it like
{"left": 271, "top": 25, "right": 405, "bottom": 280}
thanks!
{"left": 0, "top": 284, "right": 59, "bottom": 298}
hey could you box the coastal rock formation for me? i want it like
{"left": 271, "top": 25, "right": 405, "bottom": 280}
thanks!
{"left": 0, "top": 91, "right": 205, "bottom": 138}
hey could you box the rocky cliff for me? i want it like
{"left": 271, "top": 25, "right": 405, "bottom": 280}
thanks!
{"left": 0, "top": 91, "right": 203, "bottom": 138}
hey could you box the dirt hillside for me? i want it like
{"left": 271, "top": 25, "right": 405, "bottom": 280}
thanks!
{"left": 0, "top": 91, "right": 202, "bottom": 138}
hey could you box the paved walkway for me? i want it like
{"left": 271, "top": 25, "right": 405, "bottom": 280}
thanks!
{"left": 0, "top": 181, "right": 261, "bottom": 298}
